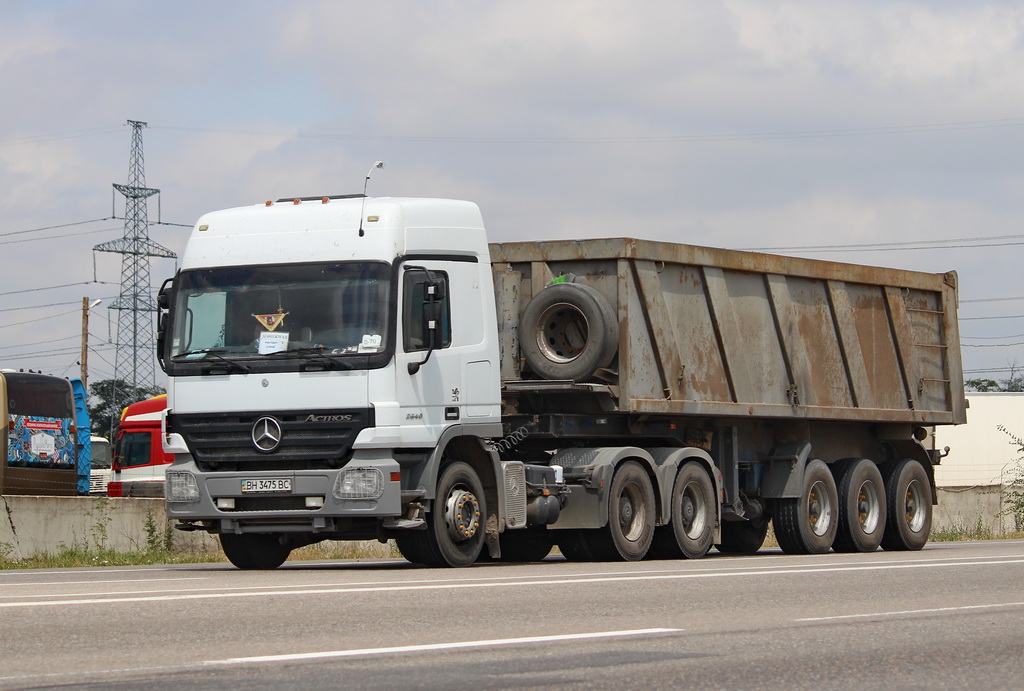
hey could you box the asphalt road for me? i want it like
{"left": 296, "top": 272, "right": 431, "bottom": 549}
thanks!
{"left": 2, "top": 540, "right": 1023, "bottom": 690}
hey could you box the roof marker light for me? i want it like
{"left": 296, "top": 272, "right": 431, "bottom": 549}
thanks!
{"left": 321, "top": 197, "right": 330, "bottom": 204}
{"left": 293, "top": 199, "right": 301, "bottom": 205}
{"left": 265, "top": 200, "right": 273, "bottom": 206}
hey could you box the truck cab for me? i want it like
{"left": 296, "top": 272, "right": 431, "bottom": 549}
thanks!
{"left": 159, "top": 197, "right": 503, "bottom": 567}
{"left": 108, "top": 395, "right": 174, "bottom": 497}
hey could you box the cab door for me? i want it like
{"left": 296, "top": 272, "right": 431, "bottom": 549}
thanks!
{"left": 394, "top": 261, "right": 464, "bottom": 446}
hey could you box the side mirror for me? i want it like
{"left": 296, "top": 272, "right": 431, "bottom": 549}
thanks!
{"left": 156, "top": 277, "right": 174, "bottom": 372}
{"left": 406, "top": 267, "right": 445, "bottom": 375}
{"left": 157, "top": 277, "right": 174, "bottom": 310}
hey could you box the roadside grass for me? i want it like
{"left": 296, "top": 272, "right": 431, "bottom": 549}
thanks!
{"left": 0, "top": 545, "right": 227, "bottom": 570}
{"left": 0, "top": 540, "right": 401, "bottom": 570}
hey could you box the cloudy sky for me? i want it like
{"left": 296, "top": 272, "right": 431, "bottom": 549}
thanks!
{"left": 1, "top": 0, "right": 1022, "bottom": 388}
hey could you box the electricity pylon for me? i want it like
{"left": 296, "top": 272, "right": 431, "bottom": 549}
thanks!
{"left": 93, "top": 120, "right": 176, "bottom": 420}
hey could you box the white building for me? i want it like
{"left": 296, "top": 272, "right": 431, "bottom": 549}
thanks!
{"left": 933, "top": 392, "right": 1024, "bottom": 487}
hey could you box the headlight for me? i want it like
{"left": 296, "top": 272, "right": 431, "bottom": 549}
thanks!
{"left": 166, "top": 471, "right": 200, "bottom": 503}
{"left": 333, "top": 467, "right": 384, "bottom": 499}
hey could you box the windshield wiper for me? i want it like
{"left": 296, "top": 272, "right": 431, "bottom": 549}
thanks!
{"left": 175, "top": 349, "right": 251, "bottom": 373}
{"left": 264, "top": 346, "right": 355, "bottom": 371}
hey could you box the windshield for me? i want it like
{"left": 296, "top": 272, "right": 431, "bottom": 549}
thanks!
{"left": 169, "top": 262, "right": 390, "bottom": 360}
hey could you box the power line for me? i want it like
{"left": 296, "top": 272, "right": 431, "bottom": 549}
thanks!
{"left": 152, "top": 115, "right": 1024, "bottom": 144}
{"left": 960, "top": 333, "right": 1024, "bottom": 340}
{"left": 961, "top": 314, "right": 1024, "bottom": 321}
{"left": 0, "top": 309, "right": 79, "bottom": 329}
{"left": 0, "top": 281, "right": 116, "bottom": 297}
{"left": 0, "top": 226, "right": 124, "bottom": 247}
{"left": 0, "top": 125, "right": 123, "bottom": 147}
{"left": 962, "top": 296, "right": 1024, "bottom": 304}
{"left": 964, "top": 366, "right": 1024, "bottom": 375}
{"left": 744, "top": 233, "right": 1024, "bottom": 253}
{"left": 0, "top": 217, "right": 114, "bottom": 238}
{"left": 0, "top": 298, "right": 117, "bottom": 314}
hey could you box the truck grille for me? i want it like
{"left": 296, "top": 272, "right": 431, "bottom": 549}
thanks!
{"left": 168, "top": 408, "right": 374, "bottom": 471}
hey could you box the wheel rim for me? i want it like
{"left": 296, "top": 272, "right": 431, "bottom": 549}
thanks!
{"left": 680, "top": 481, "right": 707, "bottom": 539}
{"left": 904, "top": 479, "right": 927, "bottom": 533}
{"left": 536, "top": 302, "right": 589, "bottom": 363}
{"left": 856, "top": 479, "right": 881, "bottom": 533}
{"left": 807, "top": 479, "right": 833, "bottom": 537}
{"left": 443, "top": 485, "right": 481, "bottom": 543}
{"left": 618, "top": 481, "right": 647, "bottom": 541}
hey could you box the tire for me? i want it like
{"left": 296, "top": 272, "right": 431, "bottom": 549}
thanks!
{"left": 219, "top": 533, "right": 291, "bottom": 570}
{"left": 715, "top": 514, "right": 770, "bottom": 554}
{"left": 582, "top": 461, "right": 655, "bottom": 561}
{"left": 520, "top": 282, "right": 618, "bottom": 381}
{"left": 396, "top": 461, "right": 486, "bottom": 567}
{"left": 831, "top": 458, "right": 886, "bottom": 553}
{"left": 649, "top": 461, "right": 715, "bottom": 559}
{"left": 773, "top": 459, "right": 839, "bottom": 554}
{"left": 496, "top": 528, "right": 554, "bottom": 562}
{"left": 880, "top": 458, "right": 932, "bottom": 551}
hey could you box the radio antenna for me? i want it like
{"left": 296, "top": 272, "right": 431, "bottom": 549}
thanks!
{"left": 358, "top": 161, "right": 385, "bottom": 237}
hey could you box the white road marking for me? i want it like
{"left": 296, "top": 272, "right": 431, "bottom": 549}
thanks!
{"left": 0, "top": 566, "right": 184, "bottom": 577}
{"left": 796, "top": 601, "right": 1024, "bottom": 622}
{"left": 0, "top": 577, "right": 207, "bottom": 589}
{"left": 209, "top": 628, "right": 683, "bottom": 665}
{"left": 2, "top": 557, "right": 1022, "bottom": 608}
{"left": 0, "top": 628, "right": 681, "bottom": 685}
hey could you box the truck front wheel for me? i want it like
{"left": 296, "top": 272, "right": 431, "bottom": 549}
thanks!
{"left": 396, "top": 461, "right": 486, "bottom": 567}
{"left": 773, "top": 459, "right": 838, "bottom": 554}
{"left": 219, "top": 533, "right": 292, "bottom": 570}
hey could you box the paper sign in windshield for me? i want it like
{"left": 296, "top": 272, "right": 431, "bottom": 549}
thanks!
{"left": 258, "top": 331, "right": 290, "bottom": 354}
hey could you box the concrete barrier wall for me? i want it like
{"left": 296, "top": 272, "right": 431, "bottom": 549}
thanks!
{"left": 935, "top": 485, "right": 1020, "bottom": 534}
{"left": 2, "top": 487, "right": 1020, "bottom": 561}
{"left": 0, "top": 495, "right": 217, "bottom": 560}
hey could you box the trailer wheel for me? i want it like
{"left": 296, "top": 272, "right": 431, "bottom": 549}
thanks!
{"left": 715, "top": 514, "right": 770, "bottom": 554}
{"left": 650, "top": 461, "right": 715, "bottom": 559}
{"left": 580, "top": 460, "right": 655, "bottom": 561}
{"left": 520, "top": 282, "right": 618, "bottom": 381}
{"left": 773, "top": 459, "right": 838, "bottom": 554}
{"left": 496, "top": 528, "right": 554, "bottom": 562}
{"left": 219, "top": 533, "right": 291, "bottom": 570}
{"left": 880, "top": 458, "right": 932, "bottom": 551}
{"left": 396, "top": 461, "right": 486, "bottom": 567}
{"left": 831, "top": 458, "right": 886, "bottom": 553}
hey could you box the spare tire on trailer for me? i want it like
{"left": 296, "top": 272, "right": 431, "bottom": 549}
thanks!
{"left": 520, "top": 282, "right": 619, "bottom": 381}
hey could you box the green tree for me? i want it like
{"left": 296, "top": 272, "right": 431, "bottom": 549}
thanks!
{"left": 965, "top": 362, "right": 1024, "bottom": 392}
{"left": 88, "top": 378, "right": 164, "bottom": 437}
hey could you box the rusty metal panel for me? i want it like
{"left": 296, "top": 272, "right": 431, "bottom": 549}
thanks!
{"left": 489, "top": 238, "right": 965, "bottom": 426}
{"left": 492, "top": 268, "right": 521, "bottom": 380}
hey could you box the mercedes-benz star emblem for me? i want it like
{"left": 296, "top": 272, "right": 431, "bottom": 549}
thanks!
{"left": 251, "top": 417, "right": 283, "bottom": 452}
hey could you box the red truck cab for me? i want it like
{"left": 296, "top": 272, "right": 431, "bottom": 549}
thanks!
{"left": 107, "top": 395, "right": 173, "bottom": 497}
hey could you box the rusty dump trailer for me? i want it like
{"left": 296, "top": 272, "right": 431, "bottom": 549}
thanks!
{"left": 160, "top": 198, "right": 966, "bottom": 568}
{"left": 490, "top": 237, "right": 965, "bottom": 558}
